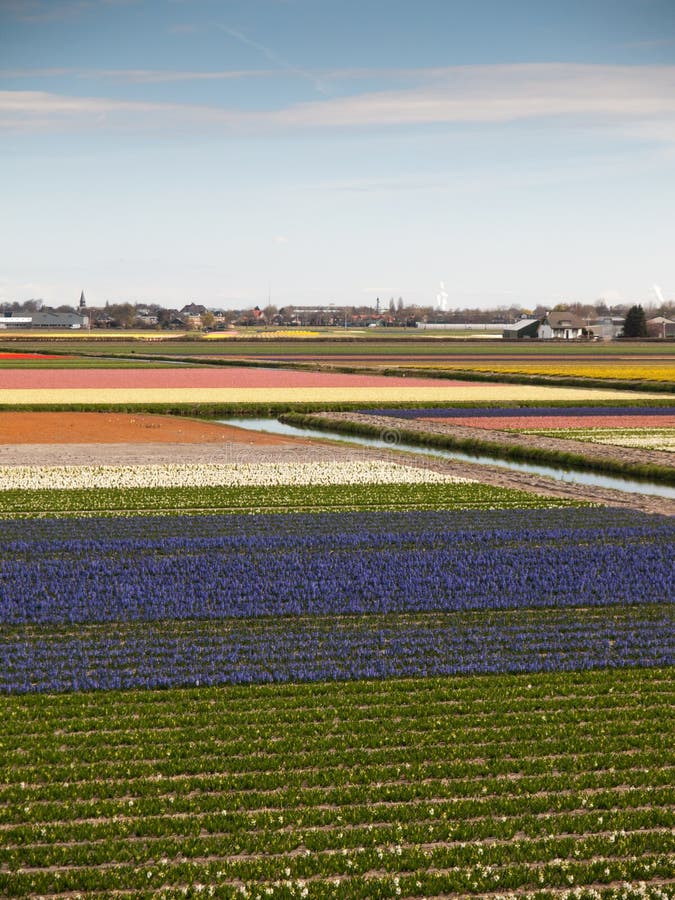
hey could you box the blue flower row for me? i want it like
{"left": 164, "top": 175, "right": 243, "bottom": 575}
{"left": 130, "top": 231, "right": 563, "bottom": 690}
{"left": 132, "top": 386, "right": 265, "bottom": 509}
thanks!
{"left": 1, "top": 511, "right": 672, "bottom": 625}
{"left": 2, "top": 507, "right": 671, "bottom": 693}
{"left": 2, "top": 607, "right": 671, "bottom": 693}
{"left": 0, "top": 505, "right": 662, "bottom": 543}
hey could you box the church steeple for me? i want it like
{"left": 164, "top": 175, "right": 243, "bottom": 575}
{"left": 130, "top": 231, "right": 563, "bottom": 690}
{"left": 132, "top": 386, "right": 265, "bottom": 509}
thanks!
{"left": 79, "top": 291, "right": 86, "bottom": 309}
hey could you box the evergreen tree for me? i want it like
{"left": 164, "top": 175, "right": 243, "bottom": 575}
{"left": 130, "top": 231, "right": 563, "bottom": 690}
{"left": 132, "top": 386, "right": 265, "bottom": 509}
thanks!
{"left": 622, "top": 305, "right": 648, "bottom": 338}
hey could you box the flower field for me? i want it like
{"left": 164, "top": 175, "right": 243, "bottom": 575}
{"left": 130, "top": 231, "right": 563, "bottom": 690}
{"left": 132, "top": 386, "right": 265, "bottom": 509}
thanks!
{"left": 1, "top": 478, "right": 558, "bottom": 517}
{"left": 365, "top": 405, "right": 675, "bottom": 453}
{"left": 404, "top": 360, "right": 675, "bottom": 383}
{"left": 524, "top": 428, "right": 675, "bottom": 453}
{"left": 0, "top": 460, "right": 471, "bottom": 491}
{"left": 1, "top": 425, "right": 673, "bottom": 897}
{"left": 1, "top": 506, "right": 672, "bottom": 694}
{"left": 1, "top": 364, "right": 672, "bottom": 405}
{"left": 366, "top": 405, "right": 675, "bottom": 423}
{"left": 0, "top": 353, "right": 70, "bottom": 360}
{"left": 1, "top": 368, "right": 469, "bottom": 389}
{"left": 1, "top": 668, "right": 673, "bottom": 898}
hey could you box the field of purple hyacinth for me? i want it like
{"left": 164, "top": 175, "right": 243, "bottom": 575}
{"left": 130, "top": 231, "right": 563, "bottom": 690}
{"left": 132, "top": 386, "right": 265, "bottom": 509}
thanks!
{"left": 1, "top": 506, "right": 672, "bottom": 694}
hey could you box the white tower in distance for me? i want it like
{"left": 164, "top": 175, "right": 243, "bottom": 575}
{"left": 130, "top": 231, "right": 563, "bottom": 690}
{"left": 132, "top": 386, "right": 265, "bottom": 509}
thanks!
{"left": 436, "top": 281, "right": 449, "bottom": 311}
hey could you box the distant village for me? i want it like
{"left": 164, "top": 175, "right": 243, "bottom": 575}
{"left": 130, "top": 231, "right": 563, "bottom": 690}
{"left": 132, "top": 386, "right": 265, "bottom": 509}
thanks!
{"left": 1, "top": 291, "right": 674, "bottom": 339}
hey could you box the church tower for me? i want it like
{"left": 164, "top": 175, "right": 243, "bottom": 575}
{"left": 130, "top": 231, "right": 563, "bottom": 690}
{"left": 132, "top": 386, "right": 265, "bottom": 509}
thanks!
{"left": 79, "top": 291, "right": 86, "bottom": 309}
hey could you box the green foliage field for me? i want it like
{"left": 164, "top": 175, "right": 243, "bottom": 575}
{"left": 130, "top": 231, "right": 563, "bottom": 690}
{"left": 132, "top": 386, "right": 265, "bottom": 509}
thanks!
{"left": 2, "top": 335, "right": 673, "bottom": 359}
{"left": 0, "top": 357, "right": 185, "bottom": 368}
{"left": 1, "top": 668, "right": 672, "bottom": 898}
{"left": 0, "top": 481, "right": 581, "bottom": 517}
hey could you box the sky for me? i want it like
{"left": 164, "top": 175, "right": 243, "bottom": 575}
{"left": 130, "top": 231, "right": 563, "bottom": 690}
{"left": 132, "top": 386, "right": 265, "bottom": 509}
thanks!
{"left": 1, "top": 0, "right": 675, "bottom": 311}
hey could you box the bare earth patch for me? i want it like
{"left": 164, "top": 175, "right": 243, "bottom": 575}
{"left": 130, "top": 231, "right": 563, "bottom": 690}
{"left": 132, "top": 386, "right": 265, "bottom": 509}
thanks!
{"left": 0, "top": 411, "right": 375, "bottom": 466}
{"left": 0, "top": 411, "right": 299, "bottom": 445}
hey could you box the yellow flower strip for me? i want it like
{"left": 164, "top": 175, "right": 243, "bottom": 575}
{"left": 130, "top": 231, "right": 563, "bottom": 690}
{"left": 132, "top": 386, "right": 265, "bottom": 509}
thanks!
{"left": 0, "top": 386, "right": 672, "bottom": 405}
{"left": 0, "top": 330, "right": 180, "bottom": 340}
{"left": 203, "top": 330, "right": 321, "bottom": 339}
{"left": 403, "top": 362, "right": 675, "bottom": 381}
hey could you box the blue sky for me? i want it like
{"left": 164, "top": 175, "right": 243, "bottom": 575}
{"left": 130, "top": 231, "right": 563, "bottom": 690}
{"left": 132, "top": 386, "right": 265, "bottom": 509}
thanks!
{"left": 1, "top": 0, "right": 675, "bottom": 311}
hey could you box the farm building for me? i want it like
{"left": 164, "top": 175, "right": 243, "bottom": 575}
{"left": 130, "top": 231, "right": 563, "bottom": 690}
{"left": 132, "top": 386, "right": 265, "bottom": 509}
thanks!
{"left": 538, "top": 310, "right": 587, "bottom": 340}
{"left": 502, "top": 318, "right": 540, "bottom": 339}
{"left": 0, "top": 311, "right": 88, "bottom": 329}
{"left": 647, "top": 316, "right": 675, "bottom": 338}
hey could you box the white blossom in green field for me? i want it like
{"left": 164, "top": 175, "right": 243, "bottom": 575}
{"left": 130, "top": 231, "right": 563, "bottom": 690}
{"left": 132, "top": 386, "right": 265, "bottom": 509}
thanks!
{"left": 0, "top": 460, "right": 473, "bottom": 490}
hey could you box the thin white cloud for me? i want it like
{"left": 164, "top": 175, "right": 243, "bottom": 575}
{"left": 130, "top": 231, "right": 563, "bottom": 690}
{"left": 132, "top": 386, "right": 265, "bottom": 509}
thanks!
{"left": 218, "top": 24, "right": 330, "bottom": 95}
{"left": 0, "top": 66, "right": 283, "bottom": 83}
{"left": 0, "top": 0, "right": 135, "bottom": 22}
{"left": 0, "top": 90, "right": 243, "bottom": 131}
{"left": 269, "top": 64, "right": 675, "bottom": 128}
{"left": 2, "top": 64, "right": 675, "bottom": 139}
{"left": 0, "top": 1, "right": 90, "bottom": 23}
{"left": 87, "top": 68, "right": 272, "bottom": 84}
{"left": 0, "top": 64, "right": 454, "bottom": 85}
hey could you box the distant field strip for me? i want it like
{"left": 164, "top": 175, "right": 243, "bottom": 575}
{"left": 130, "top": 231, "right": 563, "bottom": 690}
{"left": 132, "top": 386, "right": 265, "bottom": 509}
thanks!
{"left": 365, "top": 406, "right": 675, "bottom": 419}
{"left": 419, "top": 413, "right": 675, "bottom": 429}
{"left": 2, "top": 364, "right": 675, "bottom": 404}
{"left": 406, "top": 361, "right": 675, "bottom": 381}
{"left": 0, "top": 668, "right": 673, "bottom": 897}
{"left": 0, "top": 368, "right": 466, "bottom": 389}
{"left": 2, "top": 386, "right": 674, "bottom": 404}
{"left": 360, "top": 405, "right": 675, "bottom": 452}
{"left": 525, "top": 427, "right": 675, "bottom": 452}
{"left": 0, "top": 481, "right": 563, "bottom": 517}
{"left": 0, "top": 460, "right": 471, "bottom": 491}
{"left": 363, "top": 406, "right": 675, "bottom": 449}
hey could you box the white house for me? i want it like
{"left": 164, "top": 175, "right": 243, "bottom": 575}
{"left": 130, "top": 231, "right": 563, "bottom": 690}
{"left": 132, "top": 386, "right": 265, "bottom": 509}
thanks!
{"left": 538, "top": 311, "right": 587, "bottom": 340}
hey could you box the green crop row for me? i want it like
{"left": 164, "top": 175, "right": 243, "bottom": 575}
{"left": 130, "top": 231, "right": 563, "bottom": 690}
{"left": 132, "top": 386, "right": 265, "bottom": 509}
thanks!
{"left": 2, "top": 790, "right": 673, "bottom": 865}
{"left": 3, "top": 822, "right": 673, "bottom": 873}
{"left": 2, "top": 700, "right": 669, "bottom": 771}
{"left": 3, "top": 765, "right": 671, "bottom": 829}
{"left": 0, "top": 481, "right": 582, "bottom": 517}
{"left": 3, "top": 756, "right": 670, "bottom": 823}
{"left": 1, "top": 849, "right": 672, "bottom": 897}
{"left": 2, "top": 666, "right": 669, "bottom": 731}
{"left": 3, "top": 396, "right": 675, "bottom": 417}
{"left": 0, "top": 669, "right": 672, "bottom": 897}
{"left": 4, "top": 699, "right": 667, "bottom": 760}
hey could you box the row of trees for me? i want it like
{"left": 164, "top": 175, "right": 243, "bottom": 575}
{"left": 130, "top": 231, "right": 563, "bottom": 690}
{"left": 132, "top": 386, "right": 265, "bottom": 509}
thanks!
{"left": 2, "top": 299, "right": 671, "bottom": 334}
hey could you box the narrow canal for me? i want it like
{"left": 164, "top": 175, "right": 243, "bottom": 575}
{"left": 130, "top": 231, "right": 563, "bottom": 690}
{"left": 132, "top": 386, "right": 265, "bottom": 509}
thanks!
{"left": 219, "top": 417, "right": 675, "bottom": 500}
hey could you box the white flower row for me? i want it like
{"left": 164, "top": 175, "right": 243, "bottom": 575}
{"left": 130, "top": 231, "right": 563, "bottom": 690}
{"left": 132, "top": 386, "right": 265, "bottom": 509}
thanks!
{"left": 589, "top": 434, "right": 675, "bottom": 452}
{"left": 0, "top": 460, "right": 473, "bottom": 491}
